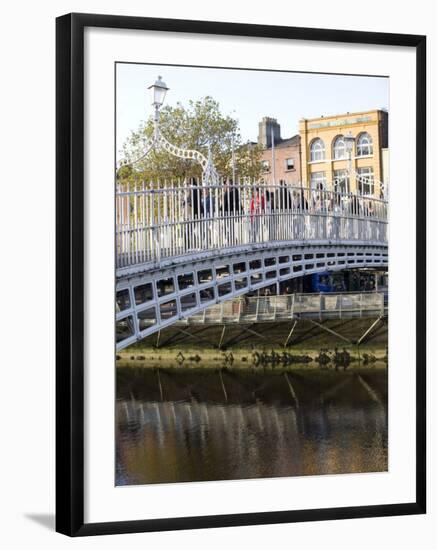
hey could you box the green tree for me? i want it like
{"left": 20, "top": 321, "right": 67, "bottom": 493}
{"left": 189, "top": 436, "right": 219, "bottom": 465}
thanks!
{"left": 119, "top": 97, "right": 263, "bottom": 182}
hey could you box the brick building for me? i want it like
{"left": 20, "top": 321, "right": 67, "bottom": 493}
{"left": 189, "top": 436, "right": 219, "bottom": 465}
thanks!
{"left": 258, "top": 117, "right": 301, "bottom": 185}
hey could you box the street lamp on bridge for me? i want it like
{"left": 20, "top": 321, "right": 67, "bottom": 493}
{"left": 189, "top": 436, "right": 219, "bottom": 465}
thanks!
{"left": 120, "top": 76, "right": 218, "bottom": 185}
{"left": 344, "top": 131, "right": 355, "bottom": 192}
{"left": 148, "top": 75, "right": 169, "bottom": 117}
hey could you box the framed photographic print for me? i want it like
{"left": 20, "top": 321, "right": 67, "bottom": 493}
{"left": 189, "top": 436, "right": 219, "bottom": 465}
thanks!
{"left": 56, "top": 12, "right": 426, "bottom": 536}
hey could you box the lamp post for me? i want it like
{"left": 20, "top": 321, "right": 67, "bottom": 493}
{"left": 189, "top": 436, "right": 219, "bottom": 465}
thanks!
{"left": 231, "top": 133, "right": 236, "bottom": 183}
{"left": 344, "top": 131, "right": 355, "bottom": 193}
{"left": 271, "top": 126, "right": 276, "bottom": 185}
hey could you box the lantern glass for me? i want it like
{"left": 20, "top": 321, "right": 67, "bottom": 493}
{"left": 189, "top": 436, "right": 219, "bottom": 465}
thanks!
{"left": 148, "top": 76, "right": 169, "bottom": 107}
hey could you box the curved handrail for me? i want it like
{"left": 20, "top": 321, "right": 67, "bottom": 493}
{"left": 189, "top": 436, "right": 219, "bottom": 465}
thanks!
{"left": 116, "top": 180, "right": 388, "bottom": 269}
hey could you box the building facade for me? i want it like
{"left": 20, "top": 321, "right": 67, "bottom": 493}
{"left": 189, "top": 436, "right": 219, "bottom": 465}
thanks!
{"left": 299, "top": 109, "right": 388, "bottom": 197}
{"left": 258, "top": 117, "right": 301, "bottom": 185}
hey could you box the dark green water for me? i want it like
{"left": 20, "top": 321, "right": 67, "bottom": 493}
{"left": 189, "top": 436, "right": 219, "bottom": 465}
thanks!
{"left": 116, "top": 367, "right": 388, "bottom": 485}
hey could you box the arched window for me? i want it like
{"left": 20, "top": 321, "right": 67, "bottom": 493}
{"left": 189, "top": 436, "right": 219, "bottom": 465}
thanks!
{"left": 333, "top": 135, "right": 346, "bottom": 159}
{"left": 356, "top": 132, "right": 373, "bottom": 156}
{"left": 310, "top": 138, "right": 325, "bottom": 162}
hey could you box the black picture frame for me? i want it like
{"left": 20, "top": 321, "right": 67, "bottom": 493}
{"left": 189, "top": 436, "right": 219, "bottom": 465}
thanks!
{"left": 56, "top": 12, "right": 426, "bottom": 537}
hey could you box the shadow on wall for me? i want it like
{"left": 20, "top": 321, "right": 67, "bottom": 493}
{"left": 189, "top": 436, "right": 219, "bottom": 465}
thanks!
{"left": 24, "top": 514, "right": 55, "bottom": 531}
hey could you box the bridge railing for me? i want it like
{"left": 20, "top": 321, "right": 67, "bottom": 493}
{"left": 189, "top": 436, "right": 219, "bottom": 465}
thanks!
{"left": 116, "top": 179, "right": 388, "bottom": 269}
{"left": 178, "top": 291, "right": 386, "bottom": 325}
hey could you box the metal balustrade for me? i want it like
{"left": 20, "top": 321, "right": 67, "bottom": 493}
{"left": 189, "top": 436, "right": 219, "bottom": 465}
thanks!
{"left": 177, "top": 292, "right": 386, "bottom": 325}
{"left": 116, "top": 179, "right": 388, "bottom": 270}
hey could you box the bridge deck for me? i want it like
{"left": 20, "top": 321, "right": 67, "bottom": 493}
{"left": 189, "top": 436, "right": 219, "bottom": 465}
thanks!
{"left": 115, "top": 182, "right": 388, "bottom": 350}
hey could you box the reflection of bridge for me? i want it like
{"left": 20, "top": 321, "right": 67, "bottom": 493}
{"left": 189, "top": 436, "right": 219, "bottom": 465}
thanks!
{"left": 117, "top": 377, "right": 387, "bottom": 483}
{"left": 116, "top": 180, "right": 388, "bottom": 350}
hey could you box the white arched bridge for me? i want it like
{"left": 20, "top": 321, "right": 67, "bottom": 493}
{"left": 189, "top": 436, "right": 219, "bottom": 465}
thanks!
{"left": 115, "top": 179, "right": 388, "bottom": 350}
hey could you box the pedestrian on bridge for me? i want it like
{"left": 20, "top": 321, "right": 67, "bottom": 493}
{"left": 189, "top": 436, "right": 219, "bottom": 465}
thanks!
{"left": 222, "top": 178, "right": 241, "bottom": 246}
{"left": 183, "top": 178, "right": 202, "bottom": 251}
{"left": 250, "top": 188, "right": 265, "bottom": 243}
{"left": 202, "top": 186, "right": 215, "bottom": 217}
{"left": 202, "top": 186, "right": 216, "bottom": 248}
{"left": 222, "top": 178, "right": 241, "bottom": 215}
{"left": 265, "top": 188, "right": 277, "bottom": 241}
{"left": 293, "top": 188, "right": 308, "bottom": 239}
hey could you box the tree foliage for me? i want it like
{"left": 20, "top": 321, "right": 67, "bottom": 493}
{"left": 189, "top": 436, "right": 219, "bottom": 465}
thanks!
{"left": 118, "top": 97, "right": 263, "bottom": 183}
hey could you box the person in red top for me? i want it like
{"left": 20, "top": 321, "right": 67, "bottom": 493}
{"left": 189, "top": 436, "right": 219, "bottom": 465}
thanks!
{"left": 250, "top": 189, "right": 265, "bottom": 218}
{"left": 250, "top": 188, "right": 265, "bottom": 242}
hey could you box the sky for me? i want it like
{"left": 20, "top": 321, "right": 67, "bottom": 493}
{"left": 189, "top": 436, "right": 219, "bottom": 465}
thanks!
{"left": 116, "top": 63, "right": 389, "bottom": 162}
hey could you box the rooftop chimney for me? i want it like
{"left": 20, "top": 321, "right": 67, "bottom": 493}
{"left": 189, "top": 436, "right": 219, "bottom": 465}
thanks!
{"left": 258, "top": 117, "right": 281, "bottom": 148}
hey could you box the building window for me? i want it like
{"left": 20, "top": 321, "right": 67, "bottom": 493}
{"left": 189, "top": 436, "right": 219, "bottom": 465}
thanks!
{"left": 333, "top": 135, "right": 347, "bottom": 159}
{"left": 261, "top": 160, "right": 270, "bottom": 172}
{"left": 309, "top": 138, "right": 325, "bottom": 161}
{"left": 285, "top": 158, "right": 295, "bottom": 171}
{"left": 357, "top": 167, "right": 374, "bottom": 196}
{"left": 333, "top": 169, "right": 350, "bottom": 193}
{"left": 356, "top": 132, "right": 373, "bottom": 156}
{"left": 310, "top": 171, "right": 327, "bottom": 190}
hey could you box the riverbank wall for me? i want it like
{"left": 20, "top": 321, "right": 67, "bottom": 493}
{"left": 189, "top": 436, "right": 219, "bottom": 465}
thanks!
{"left": 117, "top": 316, "right": 388, "bottom": 369}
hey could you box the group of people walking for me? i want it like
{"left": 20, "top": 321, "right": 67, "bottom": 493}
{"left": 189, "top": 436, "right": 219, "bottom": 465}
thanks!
{"left": 183, "top": 178, "right": 377, "bottom": 219}
{"left": 180, "top": 178, "right": 379, "bottom": 251}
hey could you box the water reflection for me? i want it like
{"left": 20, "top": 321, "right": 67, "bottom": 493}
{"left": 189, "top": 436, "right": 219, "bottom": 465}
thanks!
{"left": 116, "top": 368, "right": 387, "bottom": 485}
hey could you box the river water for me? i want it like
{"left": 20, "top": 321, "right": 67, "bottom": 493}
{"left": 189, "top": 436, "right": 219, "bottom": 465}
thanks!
{"left": 116, "top": 367, "right": 388, "bottom": 485}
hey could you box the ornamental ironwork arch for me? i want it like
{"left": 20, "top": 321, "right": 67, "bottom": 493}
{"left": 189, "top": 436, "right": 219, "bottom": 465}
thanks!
{"left": 119, "top": 77, "right": 219, "bottom": 186}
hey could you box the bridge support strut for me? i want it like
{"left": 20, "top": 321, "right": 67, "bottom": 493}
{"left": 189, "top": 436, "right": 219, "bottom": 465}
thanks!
{"left": 357, "top": 316, "right": 384, "bottom": 345}
{"left": 308, "top": 319, "right": 353, "bottom": 344}
{"left": 284, "top": 320, "right": 298, "bottom": 348}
